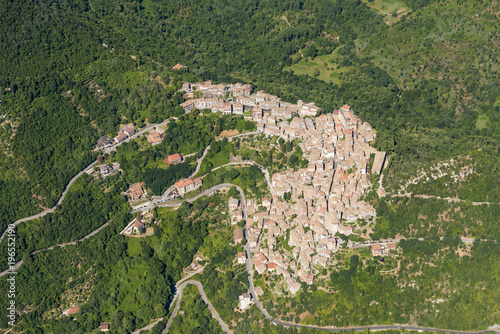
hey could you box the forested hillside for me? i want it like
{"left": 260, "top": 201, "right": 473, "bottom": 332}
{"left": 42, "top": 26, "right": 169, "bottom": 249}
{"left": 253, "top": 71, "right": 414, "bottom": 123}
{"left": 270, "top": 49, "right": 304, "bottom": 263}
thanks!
{"left": 0, "top": 0, "right": 498, "bottom": 332}
{"left": 1, "top": 0, "right": 498, "bottom": 224}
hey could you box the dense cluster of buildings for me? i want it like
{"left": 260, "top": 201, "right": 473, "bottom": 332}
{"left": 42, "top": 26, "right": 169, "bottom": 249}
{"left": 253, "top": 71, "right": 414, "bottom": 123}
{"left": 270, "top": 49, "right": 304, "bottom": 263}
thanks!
{"left": 186, "top": 81, "right": 389, "bottom": 295}
{"left": 179, "top": 81, "right": 323, "bottom": 122}
{"left": 118, "top": 81, "right": 388, "bottom": 297}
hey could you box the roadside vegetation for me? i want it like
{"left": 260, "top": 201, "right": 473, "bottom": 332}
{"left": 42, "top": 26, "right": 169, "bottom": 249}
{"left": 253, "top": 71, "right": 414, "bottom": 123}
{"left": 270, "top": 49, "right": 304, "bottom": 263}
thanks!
{"left": 0, "top": 187, "right": 229, "bottom": 332}
{"left": 0, "top": 0, "right": 498, "bottom": 332}
{"left": 284, "top": 46, "right": 353, "bottom": 85}
{"left": 264, "top": 239, "right": 499, "bottom": 331}
{"left": 372, "top": 197, "right": 500, "bottom": 240}
{"left": 168, "top": 284, "right": 224, "bottom": 333}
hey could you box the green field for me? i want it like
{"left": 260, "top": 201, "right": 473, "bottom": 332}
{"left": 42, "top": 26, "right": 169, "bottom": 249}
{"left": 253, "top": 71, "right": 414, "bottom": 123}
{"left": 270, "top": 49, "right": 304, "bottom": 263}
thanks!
{"left": 126, "top": 237, "right": 142, "bottom": 257}
{"left": 284, "top": 49, "right": 351, "bottom": 85}
{"left": 361, "top": 0, "right": 408, "bottom": 25}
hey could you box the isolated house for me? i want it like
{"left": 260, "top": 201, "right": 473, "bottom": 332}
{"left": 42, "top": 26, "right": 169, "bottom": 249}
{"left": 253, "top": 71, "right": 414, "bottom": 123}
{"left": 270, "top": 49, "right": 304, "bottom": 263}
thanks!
{"left": 99, "top": 164, "right": 113, "bottom": 176}
{"left": 127, "top": 183, "right": 146, "bottom": 200}
{"left": 147, "top": 132, "right": 163, "bottom": 145}
{"left": 164, "top": 153, "right": 183, "bottom": 164}
{"left": 133, "top": 214, "right": 145, "bottom": 233}
{"left": 239, "top": 293, "right": 251, "bottom": 310}
{"left": 66, "top": 306, "right": 79, "bottom": 316}
{"left": 173, "top": 63, "right": 187, "bottom": 70}
{"left": 371, "top": 244, "right": 382, "bottom": 256}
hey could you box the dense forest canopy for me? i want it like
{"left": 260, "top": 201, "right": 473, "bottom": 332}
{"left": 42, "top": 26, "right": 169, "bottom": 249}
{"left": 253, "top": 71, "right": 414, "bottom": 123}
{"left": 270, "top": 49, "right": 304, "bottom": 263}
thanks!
{"left": 0, "top": 0, "right": 499, "bottom": 332}
{"left": 0, "top": 0, "right": 498, "bottom": 223}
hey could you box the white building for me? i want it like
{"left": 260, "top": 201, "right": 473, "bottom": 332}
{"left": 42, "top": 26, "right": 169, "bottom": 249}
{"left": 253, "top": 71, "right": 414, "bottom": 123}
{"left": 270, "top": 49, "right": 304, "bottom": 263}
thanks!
{"left": 237, "top": 252, "right": 246, "bottom": 264}
{"left": 239, "top": 293, "right": 252, "bottom": 310}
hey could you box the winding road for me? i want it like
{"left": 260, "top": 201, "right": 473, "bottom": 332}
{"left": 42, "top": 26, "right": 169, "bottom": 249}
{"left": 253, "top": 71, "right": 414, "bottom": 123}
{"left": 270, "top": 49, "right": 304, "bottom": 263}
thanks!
{"left": 210, "top": 161, "right": 273, "bottom": 195}
{"left": 390, "top": 193, "right": 496, "bottom": 206}
{"left": 2, "top": 122, "right": 498, "bottom": 334}
{"left": 0, "top": 121, "right": 170, "bottom": 243}
{"left": 0, "top": 159, "right": 98, "bottom": 243}
{"left": 0, "top": 222, "right": 109, "bottom": 278}
{"left": 164, "top": 280, "right": 232, "bottom": 334}
{"left": 159, "top": 183, "right": 500, "bottom": 334}
{"left": 132, "top": 183, "right": 246, "bottom": 213}
{"left": 132, "top": 161, "right": 273, "bottom": 213}
{"left": 101, "top": 120, "right": 169, "bottom": 154}
{"left": 132, "top": 265, "right": 206, "bottom": 334}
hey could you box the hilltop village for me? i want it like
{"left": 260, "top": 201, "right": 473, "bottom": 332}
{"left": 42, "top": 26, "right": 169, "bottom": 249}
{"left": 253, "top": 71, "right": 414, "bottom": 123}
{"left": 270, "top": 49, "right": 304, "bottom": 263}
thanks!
{"left": 179, "top": 81, "right": 387, "bottom": 295}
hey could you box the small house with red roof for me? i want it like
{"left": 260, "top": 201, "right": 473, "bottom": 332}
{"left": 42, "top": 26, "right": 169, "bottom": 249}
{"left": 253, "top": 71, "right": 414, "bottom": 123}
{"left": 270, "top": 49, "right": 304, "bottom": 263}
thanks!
{"left": 173, "top": 63, "right": 187, "bottom": 70}
{"left": 163, "top": 153, "right": 183, "bottom": 165}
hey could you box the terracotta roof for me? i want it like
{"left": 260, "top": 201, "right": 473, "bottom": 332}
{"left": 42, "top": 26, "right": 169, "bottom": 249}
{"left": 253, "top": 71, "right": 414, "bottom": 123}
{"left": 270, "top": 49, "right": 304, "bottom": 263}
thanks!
{"left": 386, "top": 242, "right": 397, "bottom": 249}
{"left": 175, "top": 179, "right": 193, "bottom": 189}
{"left": 123, "top": 126, "right": 135, "bottom": 135}
{"left": 168, "top": 153, "right": 182, "bottom": 161}
{"left": 115, "top": 133, "right": 128, "bottom": 141}
{"left": 233, "top": 228, "right": 244, "bottom": 239}
{"left": 147, "top": 132, "right": 162, "bottom": 144}
{"left": 67, "top": 306, "right": 79, "bottom": 315}
{"left": 173, "top": 63, "right": 187, "bottom": 70}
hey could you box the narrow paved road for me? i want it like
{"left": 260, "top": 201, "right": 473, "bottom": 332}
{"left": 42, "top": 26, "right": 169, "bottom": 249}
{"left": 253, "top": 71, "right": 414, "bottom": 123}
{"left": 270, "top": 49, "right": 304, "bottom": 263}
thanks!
{"left": 158, "top": 130, "right": 261, "bottom": 196}
{"left": 0, "top": 260, "right": 23, "bottom": 278}
{"left": 210, "top": 161, "right": 273, "bottom": 195}
{"left": 102, "top": 120, "right": 169, "bottom": 154}
{"left": 163, "top": 280, "right": 232, "bottom": 334}
{"left": 271, "top": 322, "right": 499, "bottom": 334}
{"left": 131, "top": 184, "right": 235, "bottom": 213}
{"left": 0, "top": 222, "right": 109, "bottom": 278}
{"left": 134, "top": 161, "right": 272, "bottom": 213}
{"left": 130, "top": 318, "right": 164, "bottom": 334}
{"left": 0, "top": 159, "right": 98, "bottom": 243}
{"left": 190, "top": 145, "right": 210, "bottom": 178}
{"left": 2, "top": 121, "right": 498, "bottom": 334}
{"left": 225, "top": 130, "right": 261, "bottom": 141}
{"left": 190, "top": 130, "right": 261, "bottom": 178}
{"left": 0, "top": 120, "right": 169, "bottom": 243}
{"left": 390, "top": 193, "right": 496, "bottom": 206}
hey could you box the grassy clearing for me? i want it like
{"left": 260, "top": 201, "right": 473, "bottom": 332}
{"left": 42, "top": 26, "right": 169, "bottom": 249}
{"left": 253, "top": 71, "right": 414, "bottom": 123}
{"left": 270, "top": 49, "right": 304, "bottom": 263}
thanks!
{"left": 476, "top": 114, "right": 489, "bottom": 130}
{"left": 284, "top": 48, "right": 352, "bottom": 84}
{"left": 362, "top": 0, "right": 408, "bottom": 25}
{"left": 127, "top": 237, "right": 142, "bottom": 257}
{"left": 494, "top": 97, "right": 500, "bottom": 107}
{"left": 156, "top": 206, "right": 175, "bottom": 215}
